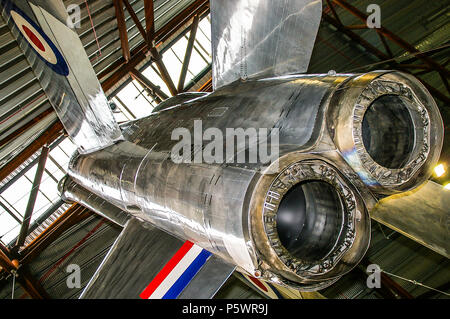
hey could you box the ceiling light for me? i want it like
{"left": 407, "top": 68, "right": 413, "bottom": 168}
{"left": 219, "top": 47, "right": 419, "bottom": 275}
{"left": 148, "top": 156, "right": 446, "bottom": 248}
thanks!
{"left": 434, "top": 164, "right": 446, "bottom": 177}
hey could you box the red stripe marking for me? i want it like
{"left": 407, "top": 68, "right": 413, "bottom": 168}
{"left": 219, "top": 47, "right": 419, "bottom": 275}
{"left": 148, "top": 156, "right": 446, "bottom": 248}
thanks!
{"left": 22, "top": 25, "right": 45, "bottom": 52}
{"left": 140, "top": 241, "right": 194, "bottom": 299}
{"left": 248, "top": 276, "right": 269, "bottom": 293}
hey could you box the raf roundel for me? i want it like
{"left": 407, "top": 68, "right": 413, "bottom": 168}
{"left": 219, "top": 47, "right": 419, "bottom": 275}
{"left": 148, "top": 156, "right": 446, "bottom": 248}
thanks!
{"left": 6, "top": 2, "right": 69, "bottom": 76}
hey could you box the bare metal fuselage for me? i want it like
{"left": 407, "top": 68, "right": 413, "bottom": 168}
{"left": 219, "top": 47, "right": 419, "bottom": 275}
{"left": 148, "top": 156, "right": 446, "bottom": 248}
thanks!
{"left": 61, "top": 71, "right": 443, "bottom": 290}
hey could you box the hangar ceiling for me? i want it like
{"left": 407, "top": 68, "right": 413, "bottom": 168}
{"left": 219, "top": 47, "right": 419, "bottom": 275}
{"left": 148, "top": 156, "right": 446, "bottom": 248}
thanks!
{"left": 0, "top": 0, "right": 448, "bottom": 299}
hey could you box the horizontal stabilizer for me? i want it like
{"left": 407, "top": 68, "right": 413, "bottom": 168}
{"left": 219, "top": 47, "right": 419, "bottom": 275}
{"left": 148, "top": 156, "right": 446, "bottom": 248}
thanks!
{"left": 370, "top": 181, "right": 450, "bottom": 258}
{"left": 80, "top": 218, "right": 235, "bottom": 299}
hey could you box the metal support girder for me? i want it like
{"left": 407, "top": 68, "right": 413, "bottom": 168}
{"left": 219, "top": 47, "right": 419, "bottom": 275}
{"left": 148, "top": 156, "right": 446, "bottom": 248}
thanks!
{"left": 331, "top": 0, "right": 450, "bottom": 83}
{"left": 7, "top": 199, "right": 65, "bottom": 250}
{"left": 154, "top": 0, "right": 209, "bottom": 46}
{"left": 0, "top": 242, "right": 9, "bottom": 257}
{"left": 325, "top": 0, "right": 342, "bottom": 24}
{"left": 123, "top": 0, "right": 147, "bottom": 43}
{"left": 150, "top": 47, "right": 178, "bottom": 96}
{"left": 198, "top": 78, "right": 213, "bottom": 92}
{"left": 48, "top": 154, "right": 66, "bottom": 175}
{"left": 100, "top": 43, "right": 147, "bottom": 92}
{"left": 144, "top": 0, "right": 155, "bottom": 44}
{"left": 322, "top": 13, "right": 393, "bottom": 63}
{"left": 136, "top": 82, "right": 162, "bottom": 104}
{"left": 0, "top": 245, "right": 49, "bottom": 299}
{"left": 99, "top": 0, "right": 209, "bottom": 93}
{"left": 0, "top": 199, "right": 22, "bottom": 224}
{"left": 114, "top": 0, "right": 131, "bottom": 62}
{"left": 0, "top": 135, "right": 64, "bottom": 195}
{"left": 114, "top": 95, "right": 137, "bottom": 119}
{"left": 377, "top": 32, "right": 393, "bottom": 58}
{"left": 178, "top": 15, "right": 200, "bottom": 92}
{"left": 322, "top": 13, "right": 450, "bottom": 105}
{"left": 129, "top": 68, "right": 168, "bottom": 102}
{"left": 13, "top": 146, "right": 50, "bottom": 254}
{"left": 16, "top": 266, "right": 50, "bottom": 299}
{"left": 0, "top": 245, "right": 16, "bottom": 273}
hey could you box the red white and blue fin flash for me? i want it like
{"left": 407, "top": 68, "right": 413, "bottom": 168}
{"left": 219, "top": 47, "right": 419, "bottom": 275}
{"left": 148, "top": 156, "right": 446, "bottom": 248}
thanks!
{"left": 2, "top": 0, "right": 69, "bottom": 76}
{"left": 140, "top": 241, "right": 212, "bottom": 299}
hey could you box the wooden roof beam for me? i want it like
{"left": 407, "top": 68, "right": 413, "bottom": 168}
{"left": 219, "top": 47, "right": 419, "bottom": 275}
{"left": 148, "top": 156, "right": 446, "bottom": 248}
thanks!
{"left": 332, "top": 0, "right": 450, "bottom": 79}
{"left": 144, "top": 0, "right": 155, "bottom": 44}
{"left": 150, "top": 47, "right": 178, "bottom": 96}
{"left": 114, "top": 0, "right": 131, "bottom": 62}
{"left": 100, "top": 0, "right": 209, "bottom": 92}
{"left": 123, "top": 0, "right": 148, "bottom": 44}
{"left": 129, "top": 68, "right": 168, "bottom": 102}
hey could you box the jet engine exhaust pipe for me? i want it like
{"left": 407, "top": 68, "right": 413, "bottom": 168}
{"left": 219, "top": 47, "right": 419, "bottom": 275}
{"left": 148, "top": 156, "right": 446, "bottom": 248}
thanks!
{"left": 248, "top": 156, "right": 370, "bottom": 290}
{"left": 328, "top": 72, "right": 443, "bottom": 194}
{"left": 63, "top": 71, "right": 443, "bottom": 290}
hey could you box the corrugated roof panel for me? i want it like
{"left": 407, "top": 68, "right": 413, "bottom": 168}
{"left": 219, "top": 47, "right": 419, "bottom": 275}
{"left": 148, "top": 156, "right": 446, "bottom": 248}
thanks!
{"left": 0, "top": 113, "right": 57, "bottom": 167}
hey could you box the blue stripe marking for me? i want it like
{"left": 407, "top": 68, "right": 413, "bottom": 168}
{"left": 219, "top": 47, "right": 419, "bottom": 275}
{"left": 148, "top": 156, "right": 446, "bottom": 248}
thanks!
{"left": 266, "top": 282, "right": 285, "bottom": 299}
{"left": 162, "top": 249, "right": 212, "bottom": 299}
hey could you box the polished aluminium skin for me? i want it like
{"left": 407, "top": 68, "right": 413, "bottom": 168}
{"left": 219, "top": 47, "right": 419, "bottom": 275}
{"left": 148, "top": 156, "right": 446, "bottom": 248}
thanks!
{"left": 62, "top": 71, "right": 443, "bottom": 290}
{"left": 210, "top": 0, "right": 322, "bottom": 89}
{"left": 60, "top": 176, "right": 130, "bottom": 228}
{"left": 3, "top": 0, "right": 443, "bottom": 293}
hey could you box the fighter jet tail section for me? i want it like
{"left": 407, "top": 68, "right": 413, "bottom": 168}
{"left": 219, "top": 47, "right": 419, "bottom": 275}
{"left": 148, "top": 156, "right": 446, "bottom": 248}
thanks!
{"left": 0, "top": 0, "right": 123, "bottom": 154}
{"left": 210, "top": 0, "right": 322, "bottom": 89}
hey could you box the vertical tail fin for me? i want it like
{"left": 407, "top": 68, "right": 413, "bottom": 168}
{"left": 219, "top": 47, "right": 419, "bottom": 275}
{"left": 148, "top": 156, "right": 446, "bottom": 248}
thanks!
{"left": 210, "top": 0, "right": 322, "bottom": 89}
{"left": 0, "top": 0, "right": 123, "bottom": 153}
